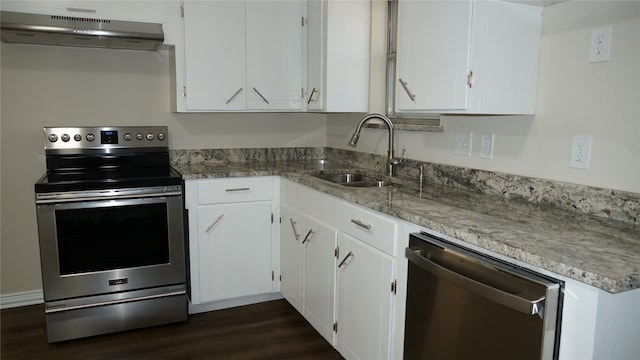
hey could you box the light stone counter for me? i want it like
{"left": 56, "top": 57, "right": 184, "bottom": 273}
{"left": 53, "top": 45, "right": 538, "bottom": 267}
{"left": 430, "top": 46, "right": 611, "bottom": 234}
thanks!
{"left": 173, "top": 159, "right": 640, "bottom": 294}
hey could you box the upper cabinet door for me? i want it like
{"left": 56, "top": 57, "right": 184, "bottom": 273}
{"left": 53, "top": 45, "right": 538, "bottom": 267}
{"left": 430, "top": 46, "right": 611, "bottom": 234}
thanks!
{"left": 305, "top": 0, "right": 370, "bottom": 113}
{"left": 246, "top": 1, "right": 304, "bottom": 110}
{"left": 396, "top": 0, "right": 472, "bottom": 112}
{"left": 183, "top": 1, "right": 247, "bottom": 111}
{"left": 395, "top": 0, "right": 542, "bottom": 115}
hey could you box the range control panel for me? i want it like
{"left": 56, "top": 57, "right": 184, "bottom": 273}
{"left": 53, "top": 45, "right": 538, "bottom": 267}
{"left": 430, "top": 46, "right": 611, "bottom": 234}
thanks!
{"left": 44, "top": 126, "right": 169, "bottom": 151}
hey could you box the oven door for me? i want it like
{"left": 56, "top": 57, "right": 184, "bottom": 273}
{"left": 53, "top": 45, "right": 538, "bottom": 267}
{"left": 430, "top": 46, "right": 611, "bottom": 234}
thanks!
{"left": 36, "top": 186, "right": 186, "bottom": 301}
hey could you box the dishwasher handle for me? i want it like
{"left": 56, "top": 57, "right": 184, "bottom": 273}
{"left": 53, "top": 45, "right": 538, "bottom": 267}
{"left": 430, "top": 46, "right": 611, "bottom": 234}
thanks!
{"left": 406, "top": 247, "right": 545, "bottom": 316}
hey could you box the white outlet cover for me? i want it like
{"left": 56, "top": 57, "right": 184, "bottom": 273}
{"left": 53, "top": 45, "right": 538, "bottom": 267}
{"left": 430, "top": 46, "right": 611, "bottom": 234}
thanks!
{"left": 570, "top": 136, "right": 592, "bottom": 169}
{"left": 589, "top": 25, "right": 612, "bottom": 63}
{"left": 480, "top": 133, "right": 495, "bottom": 159}
{"left": 454, "top": 131, "right": 472, "bottom": 156}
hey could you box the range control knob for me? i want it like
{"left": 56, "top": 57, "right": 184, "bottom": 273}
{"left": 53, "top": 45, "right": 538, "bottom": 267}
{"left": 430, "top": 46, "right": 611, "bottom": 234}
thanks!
{"left": 123, "top": 133, "right": 133, "bottom": 141}
{"left": 86, "top": 133, "right": 95, "bottom": 142}
{"left": 136, "top": 133, "right": 144, "bottom": 141}
{"left": 146, "top": 133, "right": 155, "bottom": 141}
{"left": 157, "top": 132, "right": 166, "bottom": 141}
{"left": 61, "top": 134, "right": 71, "bottom": 142}
{"left": 74, "top": 134, "right": 82, "bottom": 142}
{"left": 48, "top": 134, "right": 58, "bottom": 142}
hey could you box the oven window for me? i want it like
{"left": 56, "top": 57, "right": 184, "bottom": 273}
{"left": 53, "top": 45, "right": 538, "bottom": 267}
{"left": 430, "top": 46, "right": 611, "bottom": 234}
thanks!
{"left": 56, "top": 203, "right": 170, "bottom": 275}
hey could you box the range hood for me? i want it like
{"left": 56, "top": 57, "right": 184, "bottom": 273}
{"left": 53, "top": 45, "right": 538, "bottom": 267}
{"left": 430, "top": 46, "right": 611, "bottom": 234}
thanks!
{"left": 0, "top": 11, "right": 164, "bottom": 51}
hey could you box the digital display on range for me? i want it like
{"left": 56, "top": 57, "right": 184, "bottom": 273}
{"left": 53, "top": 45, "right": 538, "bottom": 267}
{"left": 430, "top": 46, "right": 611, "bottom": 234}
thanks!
{"left": 101, "top": 130, "right": 119, "bottom": 144}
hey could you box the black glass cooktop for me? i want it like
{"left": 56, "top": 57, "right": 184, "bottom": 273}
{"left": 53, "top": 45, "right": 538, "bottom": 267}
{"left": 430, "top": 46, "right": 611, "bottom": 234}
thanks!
{"left": 35, "top": 152, "right": 183, "bottom": 193}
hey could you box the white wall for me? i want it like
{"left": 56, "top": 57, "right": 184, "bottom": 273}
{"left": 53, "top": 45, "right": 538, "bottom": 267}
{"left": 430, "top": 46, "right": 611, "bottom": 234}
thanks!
{"left": 329, "top": 0, "right": 640, "bottom": 194}
{"left": 0, "top": 44, "right": 327, "bottom": 296}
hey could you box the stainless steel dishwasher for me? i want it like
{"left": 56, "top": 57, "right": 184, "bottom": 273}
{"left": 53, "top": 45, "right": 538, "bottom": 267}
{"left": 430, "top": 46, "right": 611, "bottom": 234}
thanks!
{"left": 404, "top": 232, "right": 563, "bottom": 360}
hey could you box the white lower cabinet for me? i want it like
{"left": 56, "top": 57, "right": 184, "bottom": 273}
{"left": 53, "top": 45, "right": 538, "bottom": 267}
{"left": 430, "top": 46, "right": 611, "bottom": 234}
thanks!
{"left": 280, "top": 204, "right": 337, "bottom": 344}
{"left": 185, "top": 177, "right": 278, "bottom": 306}
{"left": 337, "top": 232, "right": 395, "bottom": 360}
{"left": 280, "top": 179, "right": 399, "bottom": 360}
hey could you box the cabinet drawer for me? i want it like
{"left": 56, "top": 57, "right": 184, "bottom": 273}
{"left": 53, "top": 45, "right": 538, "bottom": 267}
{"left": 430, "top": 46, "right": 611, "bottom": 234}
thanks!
{"left": 197, "top": 178, "right": 273, "bottom": 205}
{"left": 341, "top": 203, "right": 396, "bottom": 256}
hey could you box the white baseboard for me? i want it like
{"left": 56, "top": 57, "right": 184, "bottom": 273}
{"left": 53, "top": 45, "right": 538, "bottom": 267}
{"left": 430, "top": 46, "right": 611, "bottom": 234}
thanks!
{"left": 188, "top": 292, "right": 283, "bottom": 314}
{"left": 0, "top": 289, "right": 44, "bottom": 309}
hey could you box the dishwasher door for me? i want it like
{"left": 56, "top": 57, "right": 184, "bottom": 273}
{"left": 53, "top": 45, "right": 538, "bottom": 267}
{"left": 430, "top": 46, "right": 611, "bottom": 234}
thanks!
{"left": 404, "top": 232, "right": 562, "bottom": 360}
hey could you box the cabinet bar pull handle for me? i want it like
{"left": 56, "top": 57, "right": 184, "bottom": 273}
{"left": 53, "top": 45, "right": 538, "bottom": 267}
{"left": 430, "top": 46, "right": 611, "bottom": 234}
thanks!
{"left": 289, "top": 218, "right": 301, "bottom": 241}
{"left": 252, "top": 87, "right": 270, "bottom": 104}
{"left": 398, "top": 78, "right": 416, "bottom": 101}
{"left": 466, "top": 71, "right": 473, "bottom": 88}
{"left": 306, "top": 87, "right": 317, "bottom": 104}
{"left": 350, "top": 219, "right": 371, "bottom": 230}
{"left": 225, "top": 187, "right": 250, "bottom": 192}
{"left": 226, "top": 88, "right": 243, "bottom": 104}
{"left": 302, "top": 229, "right": 315, "bottom": 244}
{"left": 205, "top": 214, "right": 225, "bottom": 234}
{"left": 338, "top": 251, "right": 354, "bottom": 268}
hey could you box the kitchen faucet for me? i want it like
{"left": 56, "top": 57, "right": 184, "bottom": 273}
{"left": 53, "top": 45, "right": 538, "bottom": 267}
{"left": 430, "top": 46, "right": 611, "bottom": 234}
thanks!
{"left": 348, "top": 113, "right": 401, "bottom": 177}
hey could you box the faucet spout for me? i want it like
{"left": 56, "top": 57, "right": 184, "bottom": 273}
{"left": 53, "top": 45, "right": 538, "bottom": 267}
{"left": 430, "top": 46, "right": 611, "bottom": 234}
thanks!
{"left": 348, "top": 113, "right": 397, "bottom": 177}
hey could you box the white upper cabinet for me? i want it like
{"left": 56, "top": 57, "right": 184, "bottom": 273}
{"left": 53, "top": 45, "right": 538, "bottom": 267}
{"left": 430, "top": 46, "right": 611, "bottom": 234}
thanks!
{"left": 183, "top": 1, "right": 246, "bottom": 111}
{"left": 305, "top": 0, "right": 370, "bottom": 112}
{"left": 178, "top": 0, "right": 304, "bottom": 112}
{"left": 395, "top": 0, "right": 543, "bottom": 115}
{"left": 0, "top": 1, "right": 163, "bottom": 23}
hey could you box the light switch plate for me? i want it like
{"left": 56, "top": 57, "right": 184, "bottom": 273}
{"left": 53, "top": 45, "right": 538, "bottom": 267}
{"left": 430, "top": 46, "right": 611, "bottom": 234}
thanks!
{"left": 454, "top": 131, "right": 472, "bottom": 156}
{"left": 480, "top": 133, "right": 495, "bottom": 159}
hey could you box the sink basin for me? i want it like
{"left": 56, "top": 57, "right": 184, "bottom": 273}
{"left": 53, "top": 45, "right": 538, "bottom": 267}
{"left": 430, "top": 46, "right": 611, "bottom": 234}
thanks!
{"left": 311, "top": 172, "right": 389, "bottom": 188}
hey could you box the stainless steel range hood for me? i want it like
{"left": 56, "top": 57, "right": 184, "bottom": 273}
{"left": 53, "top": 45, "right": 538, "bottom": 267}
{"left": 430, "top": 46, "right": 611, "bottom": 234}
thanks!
{"left": 0, "top": 11, "right": 164, "bottom": 51}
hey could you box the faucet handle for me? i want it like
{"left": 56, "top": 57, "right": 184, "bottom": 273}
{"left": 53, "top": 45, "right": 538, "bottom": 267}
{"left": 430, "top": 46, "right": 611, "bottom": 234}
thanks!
{"left": 390, "top": 148, "right": 406, "bottom": 165}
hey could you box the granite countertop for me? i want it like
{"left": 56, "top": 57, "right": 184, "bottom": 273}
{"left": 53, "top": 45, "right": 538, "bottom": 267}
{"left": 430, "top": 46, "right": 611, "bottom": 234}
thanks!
{"left": 174, "top": 160, "right": 640, "bottom": 294}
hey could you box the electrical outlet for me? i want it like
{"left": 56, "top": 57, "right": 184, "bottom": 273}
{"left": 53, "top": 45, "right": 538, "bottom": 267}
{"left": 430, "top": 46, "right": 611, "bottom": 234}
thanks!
{"left": 480, "top": 133, "right": 495, "bottom": 159}
{"left": 570, "top": 136, "right": 592, "bottom": 169}
{"left": 589, "top": 25, "right": 612, "bottom": 63}
{"left": 454, "top": 131, "right": 472, "bottom": 156}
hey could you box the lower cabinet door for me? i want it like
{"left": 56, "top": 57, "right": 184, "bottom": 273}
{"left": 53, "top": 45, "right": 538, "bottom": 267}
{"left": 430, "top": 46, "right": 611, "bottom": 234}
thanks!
{"left": 195, "top": 201, "right": 273, "bottom": 303}
{"left": 280, "top": 205, "right": 304, "bottom": 313}
{"left": 337, "top": 233, "right": 395, "bottom": 360}
{"left": 303, "top": 217, "right": 337, "bottom": 345}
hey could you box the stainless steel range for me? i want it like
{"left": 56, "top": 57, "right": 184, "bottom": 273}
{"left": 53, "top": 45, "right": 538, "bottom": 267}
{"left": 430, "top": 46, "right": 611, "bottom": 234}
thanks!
{"left": 34, "top": 126, "right": 187, "bottom": 343}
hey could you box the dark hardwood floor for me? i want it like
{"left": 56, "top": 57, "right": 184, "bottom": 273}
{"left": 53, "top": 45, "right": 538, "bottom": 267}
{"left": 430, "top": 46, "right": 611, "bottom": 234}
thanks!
{"left": 1, "top": 299, "right": 344, "bottom": 360}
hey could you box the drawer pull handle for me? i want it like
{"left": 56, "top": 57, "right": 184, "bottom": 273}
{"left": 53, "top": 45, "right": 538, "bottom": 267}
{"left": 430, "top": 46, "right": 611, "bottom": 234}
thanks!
{"left": 205, "top": 214, "right": 225, "bottom": 234}
{"left": 289, "top": 218, "right": 301, "bottom": 241}
{"left": 350, "top": 219, "right": 371, "bottom": 230}
{"left": 225, "top": 187, "right": 250, "bottom": 192}
{"left": 302, "top": 229, "right": 315, "bottom": 244}
{"left": 338, "top": 251, "right": 354, "bottom": 268}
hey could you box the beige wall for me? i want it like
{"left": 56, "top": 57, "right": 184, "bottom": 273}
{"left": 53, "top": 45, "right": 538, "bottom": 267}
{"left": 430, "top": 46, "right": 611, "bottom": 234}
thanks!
{"left": 330, "top": 0, "right": 640, "bottom": 193}
{"left": 0, "top": 45, "right": 327, "bottom": 295}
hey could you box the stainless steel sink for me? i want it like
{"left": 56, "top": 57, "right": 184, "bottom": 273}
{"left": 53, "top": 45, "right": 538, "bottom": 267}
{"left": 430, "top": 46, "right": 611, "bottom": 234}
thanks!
{"left": 311, "top": 172, "right": 389, "bottom": 187}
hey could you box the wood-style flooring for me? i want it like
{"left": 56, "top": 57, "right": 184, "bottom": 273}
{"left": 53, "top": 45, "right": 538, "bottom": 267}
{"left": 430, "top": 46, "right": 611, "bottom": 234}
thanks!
{"left": 1, "top": 299, "right": 344, "bottom": 360}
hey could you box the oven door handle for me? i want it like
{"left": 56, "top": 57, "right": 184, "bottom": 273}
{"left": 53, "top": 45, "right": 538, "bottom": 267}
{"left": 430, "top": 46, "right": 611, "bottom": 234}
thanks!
{"left": 406, "top": 247, "right": 546, "bottom": 316}
{"left": 36, "top": 189, "right": 182, "bottom": 204}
